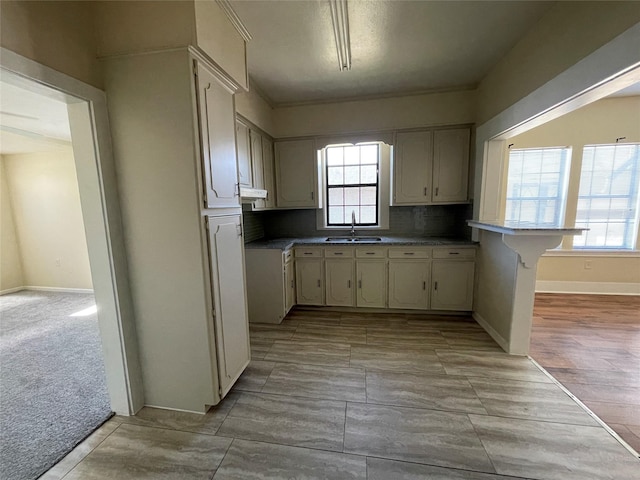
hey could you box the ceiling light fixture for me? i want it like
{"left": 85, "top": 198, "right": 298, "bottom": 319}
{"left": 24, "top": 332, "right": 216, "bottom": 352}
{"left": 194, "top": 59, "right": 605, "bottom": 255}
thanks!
{"left": 329, "top": 0, "right": 351, "bottom": 71}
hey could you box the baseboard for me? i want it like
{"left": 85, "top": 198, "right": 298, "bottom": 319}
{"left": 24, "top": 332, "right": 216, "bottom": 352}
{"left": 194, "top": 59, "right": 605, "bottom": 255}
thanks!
{"left": 472, "top": 311, "right": 509, "bottom": 353}
{"left": 535, "top": 281, "right": 640, "bottom": 296}
{"left": 0, "top": 286, "right": 25, "bottom": 296}
{"left": 24, "top": 286, "right": 94, "bottom": 294}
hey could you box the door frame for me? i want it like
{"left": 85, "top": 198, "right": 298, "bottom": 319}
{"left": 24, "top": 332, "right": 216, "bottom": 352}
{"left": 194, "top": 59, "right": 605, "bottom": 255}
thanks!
{"left": 1, "top": 47, "right": 144, "bottom": 414}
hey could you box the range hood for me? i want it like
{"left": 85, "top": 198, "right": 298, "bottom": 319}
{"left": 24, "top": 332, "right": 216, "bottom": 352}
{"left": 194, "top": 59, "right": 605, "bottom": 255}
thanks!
{"left": 240, "top": 186, "right": 268, "bottom": 201}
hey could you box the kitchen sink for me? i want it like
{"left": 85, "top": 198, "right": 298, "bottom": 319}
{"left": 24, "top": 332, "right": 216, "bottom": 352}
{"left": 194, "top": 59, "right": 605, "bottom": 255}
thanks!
{"left": 325, "top": 236, "right": 383, "bottom": 242}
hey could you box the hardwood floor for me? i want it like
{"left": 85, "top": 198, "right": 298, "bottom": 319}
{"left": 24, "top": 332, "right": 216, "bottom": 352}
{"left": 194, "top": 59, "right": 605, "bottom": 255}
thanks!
{"left": 531, "top": 293, "right": 640, "bottom": 453}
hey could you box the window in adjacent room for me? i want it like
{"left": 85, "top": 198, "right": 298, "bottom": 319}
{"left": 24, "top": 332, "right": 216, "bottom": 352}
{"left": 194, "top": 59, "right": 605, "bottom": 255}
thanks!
{"left": 573, "top": 143, "right": 640, "bottom": 249}
{"left": 505, "top": 147, "right": 572, "bottom": 226}
{"left": 326, "top": 143, "right": 380, "bottom": 226}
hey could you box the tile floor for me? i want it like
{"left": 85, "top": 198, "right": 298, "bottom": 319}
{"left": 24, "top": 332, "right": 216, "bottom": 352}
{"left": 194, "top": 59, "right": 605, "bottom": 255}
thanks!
{"left": 42, "top": 309, "right": 640, "bottom": 480}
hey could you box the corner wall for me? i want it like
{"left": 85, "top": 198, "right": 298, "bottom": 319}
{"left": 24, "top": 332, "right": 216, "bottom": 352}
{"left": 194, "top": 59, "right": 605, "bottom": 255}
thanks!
{"left": 0, "top": 156, "right": 24, "bottom": 293}
{"left": 2, "top": 148, "right": 93, "bottom": 290}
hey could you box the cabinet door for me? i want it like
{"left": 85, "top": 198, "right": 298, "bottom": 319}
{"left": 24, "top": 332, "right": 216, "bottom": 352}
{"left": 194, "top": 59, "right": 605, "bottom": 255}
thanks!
{"left": 432, "top": 128, "right": 470, "bottom": 203}
{"left": 295, "top": 259, "right": 324, "bottom": 305}
{"left": 262, "top": 137, "right": 276, "bottom": 209}
{"left": 431, "top": 260, "right": 474, "bottom": 311}
{"left": 284, "top": 259, "right": 295, "bottom": 313}
{"left": 325, "top": 259, "right": 355, "bottom": 307}
{"left": 356, "top": 260, "right": 386, "bottom": 308}
{"left": 236, "top": 120, "right": 252, "bottom": 187}
{"left": 250, "top": 130, "right": 266, "bottom": 209}
{"left": 196, "top": 63, "right": 240, "bottom": 209}
{"left": 207, "top": 215, "right": 250, "bottom": 396}
{"left": 275, "top": 139, "right": 319, "bottom": 208}
{"left": 393, "top": 131, "right": 432, "bottom": 205}
{"left": 388, "top": 260, "right": 429, "bottom": 310}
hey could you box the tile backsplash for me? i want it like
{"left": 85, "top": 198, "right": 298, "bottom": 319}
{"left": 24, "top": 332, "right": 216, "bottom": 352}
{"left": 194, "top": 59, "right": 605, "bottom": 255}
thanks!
{"left": 242, "top": 204, "right": 473, "bottom": 243}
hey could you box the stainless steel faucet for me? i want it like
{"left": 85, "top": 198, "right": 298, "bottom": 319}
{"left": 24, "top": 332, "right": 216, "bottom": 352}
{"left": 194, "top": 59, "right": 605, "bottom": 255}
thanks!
{"left": 350, "top": 210, "right": 357, "bottom": 237}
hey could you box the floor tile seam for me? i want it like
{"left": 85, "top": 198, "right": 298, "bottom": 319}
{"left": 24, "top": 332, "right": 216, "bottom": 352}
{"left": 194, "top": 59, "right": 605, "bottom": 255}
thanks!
{"left": 261, "top": 356, "right": 351, "bottom": 368}
{"left": 209, "top": 436, "right": 236, "bottom": 480}
{"left": 232, "top": 389, "right": 350, "bottom": 407}
{"left": 270, "top": 360, "right": 367, "bottom": 374}
{"left": 523, "top": 357, "right": 640, "bottom": 459}
{"left": 465, "top": 412, "right": 500, "bottom": 476}
{"left": 215, "top": 432, "right": 363, "bottom": 457}
{"left": 349, "top": 397, "right": 490, "bottom": 417}
{"left": 363, "top": 454, "right": 537, "bottom": 480}
{"left": 211, "top": 395, "right": 242, "bottom": 436}
{"left": 118, "top": 418, "right": 227, "bottom": 438}
{"left": 54, "top": 420, "right": 122, "bottom": 480}
{"left": 440, "top": 369, "right": 555, "bottom": 384}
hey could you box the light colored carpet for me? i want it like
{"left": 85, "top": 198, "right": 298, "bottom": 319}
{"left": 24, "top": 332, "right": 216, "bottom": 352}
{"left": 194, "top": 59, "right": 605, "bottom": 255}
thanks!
{"left": 0, "top": 291, "right": 111, "bottom": 480}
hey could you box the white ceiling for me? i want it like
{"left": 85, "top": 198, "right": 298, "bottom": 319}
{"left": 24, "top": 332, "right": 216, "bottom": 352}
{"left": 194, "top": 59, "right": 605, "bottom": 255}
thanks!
{"left": 0, "top": 81, "right": 71, "bottom": 154}
{"left": 232, "top": 0, "right": 555, "bottom": 105}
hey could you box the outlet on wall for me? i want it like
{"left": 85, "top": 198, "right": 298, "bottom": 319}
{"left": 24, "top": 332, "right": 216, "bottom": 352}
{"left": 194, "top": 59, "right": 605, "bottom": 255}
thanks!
{"left": 584, "top": 259, "right": 592, "bottom": 270}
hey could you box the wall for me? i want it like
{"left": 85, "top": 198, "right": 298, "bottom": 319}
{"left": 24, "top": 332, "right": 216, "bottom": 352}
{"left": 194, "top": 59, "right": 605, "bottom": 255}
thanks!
{"left": 2, "top": 148, "right": 93, "bottom": 290}
{"left": 0, "top": 1, "right": 103, "bottom": 88}
{"left": 273, "top": 89, "right": 476, "bottom": 138}
{"left": 506, "top": 96, "right": 640, "bottom": 293}
{"left": 0, "top": 156, "right": 24, "bottom": 292}
{"left": 235, "top": 84, "right": 276, "bottom": 136}
{"left": 476, "top": 2, "right": 640, "bottom": 125}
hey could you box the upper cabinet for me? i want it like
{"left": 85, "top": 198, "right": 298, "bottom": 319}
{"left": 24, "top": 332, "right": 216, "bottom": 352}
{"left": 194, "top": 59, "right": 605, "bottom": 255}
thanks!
{"left": 196, "top": 62, "right": 241, "bottom": 210}
{"left": 393, "top": 127, "right": 471, "bottom": 206}
{"left": 235, "top": 119, "right": 252, "bottom": 187}
{"left": 275, "top": 139, "right": 319, "bottom": 208}
{"left": 261, "top": 137, "right": 277, "bottom": 209}
{"left": 432, "top": 128, "right": 471, "bottom": 203}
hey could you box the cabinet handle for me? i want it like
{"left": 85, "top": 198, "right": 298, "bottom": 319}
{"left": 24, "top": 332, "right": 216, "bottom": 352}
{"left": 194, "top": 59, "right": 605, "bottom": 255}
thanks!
{"left": 334, "top": 252, "right": 343, "bottom": 255}
{"left": 348, "top": 280, "right": 351, "bottom": 288}
{"left": 449, "top": 252, "right": 460, "bottom": 255}
{"left": 423, "top": 281, "right": 426, "bottom": 290}
{"left": 304, "top": 252, "right": 313, "bottom": 255}
{"left": 317, "top": 279, "right": 321, "bottom": 287}
{"left": 403, "top": 252, "right": 415, "bottom": 255}
{"left": 423, "top": 187, "right": 427, "bottom": 196}
{"left": 358, "top": 280, "right": 362, "bottom": 289}
{"left": 435, "top": 187, "right": 439, "bottom": 196}
{"left": 434, "top": 281, "right": 438, "bottom": 291}
{"left": 365, "top": 252, "right": 375, "bottom": 255}
{"left": 291, "top": 280, "right": 294, "bottom": 288}
{"left": 311, "top": 191, "right": 314, "bottom": 200}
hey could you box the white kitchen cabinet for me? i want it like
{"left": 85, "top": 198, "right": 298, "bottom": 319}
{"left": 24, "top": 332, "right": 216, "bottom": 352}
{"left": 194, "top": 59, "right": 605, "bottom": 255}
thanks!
{"left": 284, "top": 253, "right": 295, "bottom": 312}
{"left": 245, "top": 248, "right": 294, "bottom": 324}
{"left": 275, "top": 139, "right": 319, "bottom": 208}
{"left": 432, "top": 128, "right": 470, "bottom": 203}
{"left": 236, "top": 119, "right": 252, "bottom": 187}
{"left": 197, "top": 63, "right": 241, "bottom": 210}
{"left": 295, "top": 258, "right": 324, "bottom": 305}
{"left": 393, "top": 131, "right": 433, "bottom": 205}
{"left": 356, "top": 260, "right": 387, "bottom": 308}
{"left": 261, "top": 136, "right": 277, "bottom": 209}
{"left": 104, "top": 51, "right": 250, "bottom": 412}
{"left": 431, "top": 260, "right": 475, "bottom": 311}
{"left": 206, "top": 215, "right": 251, "bottom": 396}
{"left": 388, "top": 260, "right": 430, "bottom": 310}
{"left": 325, "top": 259, "right": 355, "bottom": 307}
{"left": 249, "top": 129, "right": 266, "bottom": 209}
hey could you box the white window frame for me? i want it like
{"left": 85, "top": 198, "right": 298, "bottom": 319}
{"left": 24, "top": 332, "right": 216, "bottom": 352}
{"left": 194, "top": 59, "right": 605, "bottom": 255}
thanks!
{"left": 317, "top": 142, "right": 390, "bottom": 230}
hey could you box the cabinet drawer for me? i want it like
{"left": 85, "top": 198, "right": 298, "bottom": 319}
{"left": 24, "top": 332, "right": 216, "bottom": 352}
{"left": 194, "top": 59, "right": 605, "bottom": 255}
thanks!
{"left": 432, "top": 247, "right": 476, "bottom": 259}
{"left": 283, "top": 249, "right": 294, "bottom": 263}
{"left": 325, "top": 247, "right": 354, "bottom": 258}
{"left": 356, "top": 248, "right": 386, "bottom": 258}
{"left": 295, "top": 247, "right": 323, "bottom": 258}
{"left": 388, "top": 247, "right": 431, "bottom": 259}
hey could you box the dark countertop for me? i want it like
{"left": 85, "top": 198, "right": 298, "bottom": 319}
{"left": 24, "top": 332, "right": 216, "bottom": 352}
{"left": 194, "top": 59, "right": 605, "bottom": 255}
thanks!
{"left": 245, "top": 236, "right": 477, "bottom": 251}
{"left": 467, "top": 220, "right": 587, "bottom": 236}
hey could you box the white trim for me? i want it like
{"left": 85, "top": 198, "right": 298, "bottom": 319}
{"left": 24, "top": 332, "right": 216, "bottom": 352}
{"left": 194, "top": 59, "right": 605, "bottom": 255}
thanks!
{"left": 472, "top": 311, "right": 510, "bottom": 353}
{"left": 23, "top": 286, "right": 95, "bottom": 294}
{"left": 0, "top": 286, "right": 25, "bottom": 296}
{"left": 536, "top": 280, "right": 640, "bottom": 296}
{"left": 215, "top": 0, "right": 253, "bottom": 42}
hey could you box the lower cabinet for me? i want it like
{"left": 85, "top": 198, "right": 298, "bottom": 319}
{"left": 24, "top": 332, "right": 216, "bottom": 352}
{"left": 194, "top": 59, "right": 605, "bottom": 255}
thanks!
{"left": 388, "top": 260, "right": 430, "bottom": 310}
{"left": 207, "top": 215, "right": 251, "bottom": 396}
{"left": 325, "top": 259, "right": 355, "bottom": 306}
{"left": 296, "top": 258, "right": 324, "bottom": 305}
{"left": 431, "top": 260, "right": 475, "bottom": 311}
{"left": 245, "top": 248, "right": 294, "bottom": 324}
{"left": 356, "top": 260, "right": 387, "bottom": 308}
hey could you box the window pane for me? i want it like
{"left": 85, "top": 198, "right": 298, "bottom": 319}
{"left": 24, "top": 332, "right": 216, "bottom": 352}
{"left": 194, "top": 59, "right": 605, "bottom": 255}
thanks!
{"left": 344, "top": 166, "right": 359, "bottom": 184}
{"left": 328, "top": 166, "right": 343, "bottom": 185}
{"left": 361, "top": 165, "right": 377, "bottom": 183}
{"left": 575, "top": 144, "right": 640, "bottom": 249}
{"left": 328, "top": 206, "right": 344, "bottom": 224}
{"left": 344, "top": 146, "right": 360, "bottom": 165}
{"left": 361, "top": 187, "right": 377, "bottom": 205}
{"left": 505, "top": 147, "right": 570, "bottom": 226}
{"left": 360, "top": 145, "right": 378, "bottom": 164}
{"left": 360, "top": 206, "right": 376, "bottom": 224}
{"left": 327, "top": 147, "right": 343, "bottom": 166}
{"left": 344, "top": 187, "right": 359, "bottom": 206}
{"left": 328, "top": 188, "right": 344, "bottom": 205}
